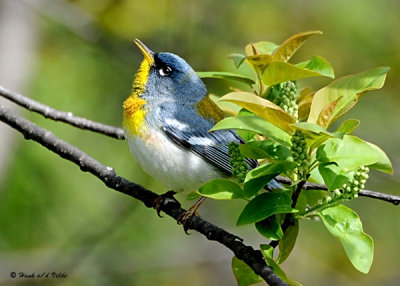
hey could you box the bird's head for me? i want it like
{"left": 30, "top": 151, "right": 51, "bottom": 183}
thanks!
{"left": 131, "top": 39, "right": 207, "bottom": 105}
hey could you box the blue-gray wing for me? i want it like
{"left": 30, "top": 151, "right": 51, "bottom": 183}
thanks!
{"left": 160, "top": 108, "right": 257, "bottom": 175}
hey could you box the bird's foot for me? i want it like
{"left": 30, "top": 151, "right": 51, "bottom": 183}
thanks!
{"left": 153, "top": 190, "right": 179, "bottom": 217}
{"left": 177, "top": 196, "right": 207, "bottom": 234}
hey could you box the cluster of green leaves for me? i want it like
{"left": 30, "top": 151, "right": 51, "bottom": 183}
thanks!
{"left": 198, "top": 31, "right": 392, "bottom": 285}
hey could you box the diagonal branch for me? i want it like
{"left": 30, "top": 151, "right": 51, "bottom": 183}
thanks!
{"left": 1, "top": 85, "right": 399, "bottom": 206}
{"left": 0, "top": 104, "right": 288, "bottom": 286}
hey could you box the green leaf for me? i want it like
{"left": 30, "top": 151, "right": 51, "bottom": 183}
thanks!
{"left": 316, "top": 96, "right": 343, "bottom": 127}
{"left": 186, "top": 191, "right": 201, "bottom": 201}
{"left": 277, "top": 219, "right": 299, "bottom": 264}
{"left": 239, "top": 141, "right": 272, "bottom": 159}
{"left": 296, "top": 55, "right": 335, "bottom": 78}
{"left": 228, "top": 53, "right": 246, "bottom": 69}
{"left": 316, "top": 135, "right": 393, "bottom": 173}
{"left": 292, "top": 122, "right": 340, "bottom": 149}
{"left": 318, "top": 163, "right": 351, "bottom": 191}
{"left": 255, "top": 215, "right": 283, "bottom": 241}
{"left": 294, "top": 192, "right": 308, "bottom": 213}
{"left": 297, "top": 87, "right": 315, "bottom": 121}
{"left": 246, "top": 54, "right": 274, "bottom": 71}
{"left": 335, "top": 119, "right": 360, "bottom": 135}
{"left": 232, "top": 256, "right": 263, "bottom": 286}
{"left": 234, "top": 109, "right": 258, "bottom": 142}
{"left": 197, "top": 71, "right": 255, "bottom": 87}
{"left": 245, "top": 41, "right": 279, "bottom": 56}
{"left": 309, "top": 166, "right": 325, "bottom": 185}
{"left": 244, "top": 162, "right": 297, "bottom": 197}
{"left": 220, "top": 92, "right": 296, "bottom": 133}
{"left": 319, "top": 205, "right": 374, "bottom": 273}
{"left": 237, "top": 192, "right": 295, "bottom": 226}
{"left": 273, "top": 30, "right": 323, "bottom": 62}
{"left": 198, "top": 179, "right": 245, "bottom": 200}
{"left": 235, "top": 129, "right": 256, "bottom": 143}
{"left": 239, "top": 140, "right": 291, "bottom": 160}
{"left": 308, "top": 67, "right": 390, "bottom": 127}
{"left": 260, "top": 245, "right": 303, "bottom": 286}
{"left": 293, "top": 122, "right": 334, "bottom": 135}
{"left": 210, "top": 115, "right": 291, "bottom": 146}
{"left": 366, "top": 141, "right": 393, "bottom": 174}
{"left": 212, "top": 94, "right": 242, "bottom": 116}
{"left": 302, "top": 189, "right": 326, "bottom": 207}
{"left": 262, "top": 61, "right": 333, "bottom": 86}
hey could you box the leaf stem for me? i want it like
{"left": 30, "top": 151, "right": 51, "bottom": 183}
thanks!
{"left": 307, "top": 160, "right": 319, "bottom": 173}
{"left": 256, "top": 70, "right": 264, "bottom": 96}
{"left": 300, "top": 198, "right": 342, "bottom": 217}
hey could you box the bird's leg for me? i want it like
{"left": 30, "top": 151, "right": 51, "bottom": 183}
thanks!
{"left": 153, "top": 190, "right": 180, "bottom": 217}
{"left": 177, "top": 196, "right": 207, "bottom": 231}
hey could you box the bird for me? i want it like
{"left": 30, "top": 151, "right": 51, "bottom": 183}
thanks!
{"left": 122, "top": 39, "right": 274, "bottom": 224}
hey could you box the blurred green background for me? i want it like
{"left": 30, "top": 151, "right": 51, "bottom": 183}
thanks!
{"left": 0, "top": 0, "right": 399, "bottom": 285}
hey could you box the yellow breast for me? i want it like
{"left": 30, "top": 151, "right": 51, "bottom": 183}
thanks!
{"left": 123, "top": 59, "right": 150, "bottom": 136}
{"left": 123, "top": 96, "right": 147, "bottom": 136}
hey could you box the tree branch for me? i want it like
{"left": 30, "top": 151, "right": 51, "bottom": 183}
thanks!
{"left": 0, "top": 85, "right": 125, "bottom": 139}
{"left": 0, "top": 104, "right": 288, "bottom": 286}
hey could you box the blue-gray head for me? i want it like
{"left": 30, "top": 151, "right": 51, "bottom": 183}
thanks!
{"left": 133, "top": 39, "right": 207, "bottom": 105}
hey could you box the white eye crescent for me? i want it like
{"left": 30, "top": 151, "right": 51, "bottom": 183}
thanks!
{"left": 158, "top": 65, "right": 172, "bottom": 77}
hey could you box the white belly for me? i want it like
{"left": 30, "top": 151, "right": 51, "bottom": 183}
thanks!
{"left": 125, "top": 127, "right": 224, "bottom": 192}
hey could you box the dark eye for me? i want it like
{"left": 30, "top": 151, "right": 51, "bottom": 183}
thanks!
{"left": 158, "top": 65, "right": 173, "bottom": 77}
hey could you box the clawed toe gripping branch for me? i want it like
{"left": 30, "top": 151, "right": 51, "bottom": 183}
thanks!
{"left": 1, "top": 85, "right": 399, "bottom": 286}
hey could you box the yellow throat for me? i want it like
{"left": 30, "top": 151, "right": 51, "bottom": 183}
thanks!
{"left": 123, "top": 60, "right": 149, "bottom": 136}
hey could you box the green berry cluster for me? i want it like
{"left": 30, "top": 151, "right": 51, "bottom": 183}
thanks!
{"left": 228, "top": 142, "right": 248, "bottom": 183}
{"left": 291, "top": 130, "right": 309, "bottom": 175}
{"left": 341, "top": 166, "right": 369, "bottom": 199}
{"left": 271, "top": 81, "right": 298, "bottom": 119}
{"left": 323, "top": 166, "right": 370, "bottom": 203}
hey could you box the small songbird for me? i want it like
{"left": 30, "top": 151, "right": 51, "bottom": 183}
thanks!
{"left": 122, "top": 40, "right": 263, "bottom": 221}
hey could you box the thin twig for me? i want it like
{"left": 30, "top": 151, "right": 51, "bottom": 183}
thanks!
{"left": 0, "top": 104, "right": 288, "bottom": 286}
{"left": 275, "top": 176, "right": 400, "bottom": 206}
{"left": 0, "top": 85, "right": 125, "bottom": 139}
{"left": 358, "top": 189, "right": 400, "bottom": 205}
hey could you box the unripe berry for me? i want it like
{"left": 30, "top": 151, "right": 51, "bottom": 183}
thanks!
{"left": 228, "top": 142, "right": 249, "bottom": 183}
{"left": 339, "top": 166, "right": 369, "bottom": 200}
{"left": 291, "top": 130, "right": 308, "bottom": 175}
{"left": 268, "top": 81, "right": 298, "bottom": 119}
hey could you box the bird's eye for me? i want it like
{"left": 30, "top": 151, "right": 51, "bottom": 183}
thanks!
{"left": 158, "top": 65, "right": 173, "bottom": 77}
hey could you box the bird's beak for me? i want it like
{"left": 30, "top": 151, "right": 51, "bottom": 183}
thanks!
{"left": 134, "top": 39, "right": 154, "bottom": 66}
